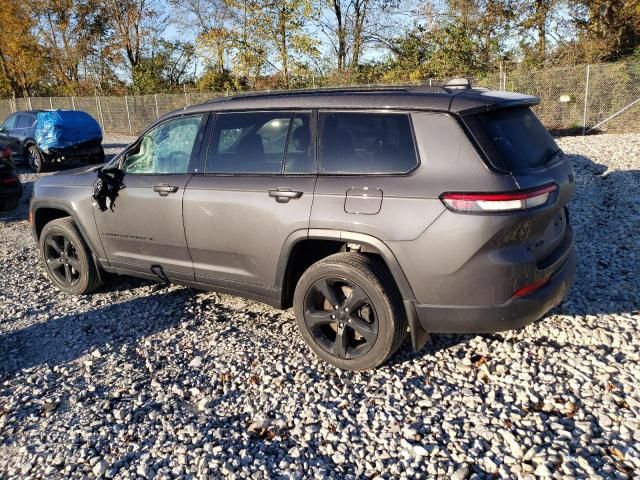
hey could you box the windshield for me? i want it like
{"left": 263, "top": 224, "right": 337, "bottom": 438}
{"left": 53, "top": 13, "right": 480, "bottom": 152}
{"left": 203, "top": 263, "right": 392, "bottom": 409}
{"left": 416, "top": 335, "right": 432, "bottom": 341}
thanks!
{"left": 466, "top": 107, "right": 560, "bottom": 172}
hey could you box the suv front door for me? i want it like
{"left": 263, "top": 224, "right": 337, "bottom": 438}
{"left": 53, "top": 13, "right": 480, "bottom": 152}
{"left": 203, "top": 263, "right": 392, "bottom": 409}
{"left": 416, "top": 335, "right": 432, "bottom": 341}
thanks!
{"left": 183, "top": 111, "right": 316, "bottom": 300}
{"left": 92, "top": 113, "right": 208, "bottom": 282}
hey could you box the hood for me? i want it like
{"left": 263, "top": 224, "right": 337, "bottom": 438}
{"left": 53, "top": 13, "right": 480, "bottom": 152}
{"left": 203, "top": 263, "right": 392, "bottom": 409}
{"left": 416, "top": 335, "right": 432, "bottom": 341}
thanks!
{"left": 39, "top": 164, "right": 102, "bottom": 187}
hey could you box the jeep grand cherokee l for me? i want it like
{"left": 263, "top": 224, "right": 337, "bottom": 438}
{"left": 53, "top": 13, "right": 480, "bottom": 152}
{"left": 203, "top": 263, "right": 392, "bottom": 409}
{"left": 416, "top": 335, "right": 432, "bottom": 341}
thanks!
{"left": 30, "top": 83, "right": 576, "bottom": 370}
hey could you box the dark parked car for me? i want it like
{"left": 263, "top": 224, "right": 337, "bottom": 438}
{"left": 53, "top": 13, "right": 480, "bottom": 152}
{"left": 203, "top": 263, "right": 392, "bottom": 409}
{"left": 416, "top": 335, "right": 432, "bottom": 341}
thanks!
{"left": 0, "top": 110, "right": 104, "bottom": 173}
{"left": 30, "top": 82, "right": 576, "bottom": 370}
{"left": 0, "top": 146, "right": 22, "bottom": 212}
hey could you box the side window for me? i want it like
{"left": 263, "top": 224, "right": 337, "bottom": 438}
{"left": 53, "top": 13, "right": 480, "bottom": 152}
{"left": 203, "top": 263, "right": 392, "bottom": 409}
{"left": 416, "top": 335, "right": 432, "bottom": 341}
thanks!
{"left": 284, "top": 113, "right": 314, "bottom": 174}
{"left": 318, "top": 112, "right": 418, "bottom": 174}
{"left": 16, "top": 114, "right": 36, "bottom": 129}
{"left": 1, "top": 114, "right": 18, "bottom": 131}
{"left": 207, "top": 112, "right": 291, "bottom": 174}
{"left": 122, "top": 115, "right": 205, "bottom": 174}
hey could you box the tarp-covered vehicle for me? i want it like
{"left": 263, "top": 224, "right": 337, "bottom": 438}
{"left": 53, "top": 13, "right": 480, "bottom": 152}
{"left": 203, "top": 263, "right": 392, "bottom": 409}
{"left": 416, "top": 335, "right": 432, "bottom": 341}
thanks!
{"left": 0, "top": 110, "right": 104, "bottom": 173}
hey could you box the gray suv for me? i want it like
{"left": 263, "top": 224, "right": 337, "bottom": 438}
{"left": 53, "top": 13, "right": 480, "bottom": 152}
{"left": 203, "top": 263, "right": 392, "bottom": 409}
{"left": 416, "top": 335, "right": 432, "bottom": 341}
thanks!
{"left": 30, "top": 84, "right": 576, "bottom": 370}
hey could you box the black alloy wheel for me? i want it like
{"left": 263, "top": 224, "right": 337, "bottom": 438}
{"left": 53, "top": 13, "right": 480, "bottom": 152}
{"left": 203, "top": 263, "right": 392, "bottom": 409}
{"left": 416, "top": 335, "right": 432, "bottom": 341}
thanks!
{"left": 39, "top": 217, "right": 101, "bottom": 295}
{"left": 303, "top": 277, "right": 379, "bottom": 360}
{"left": 43, "top": 232, "right": 82, "bottom": 287}
{"left": 293, "top": 253, "right": 407, "bottom": 370}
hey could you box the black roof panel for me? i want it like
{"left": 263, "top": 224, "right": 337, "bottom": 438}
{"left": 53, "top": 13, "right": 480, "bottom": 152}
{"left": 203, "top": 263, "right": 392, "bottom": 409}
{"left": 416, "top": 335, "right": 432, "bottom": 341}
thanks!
{"left": 183, "top": 85, "right": 539, "bottom": 116}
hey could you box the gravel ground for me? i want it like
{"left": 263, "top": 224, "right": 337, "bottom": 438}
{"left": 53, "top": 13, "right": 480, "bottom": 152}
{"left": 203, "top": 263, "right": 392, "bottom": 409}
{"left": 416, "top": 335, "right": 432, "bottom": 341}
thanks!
{"left": 1, "top": 133, "right": 639, "bottom": 479}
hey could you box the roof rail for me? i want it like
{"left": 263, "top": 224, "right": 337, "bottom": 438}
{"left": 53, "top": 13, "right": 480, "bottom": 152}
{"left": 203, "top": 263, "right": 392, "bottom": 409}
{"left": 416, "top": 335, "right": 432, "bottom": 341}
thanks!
{"left": 206, "top": 84, "right": 451, "bottom": 103}
{"left": 443, "top": 78, "right": 472, "bottom": 90}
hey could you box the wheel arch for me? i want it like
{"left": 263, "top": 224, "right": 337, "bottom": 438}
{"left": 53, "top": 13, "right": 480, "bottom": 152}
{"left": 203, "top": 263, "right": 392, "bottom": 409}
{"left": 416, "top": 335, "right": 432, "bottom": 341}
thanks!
{"left": 32, "top": 202, "right": 100, "bottom": 259}
{"left": 277, "top": 229, "right": 417, "bottom": 308}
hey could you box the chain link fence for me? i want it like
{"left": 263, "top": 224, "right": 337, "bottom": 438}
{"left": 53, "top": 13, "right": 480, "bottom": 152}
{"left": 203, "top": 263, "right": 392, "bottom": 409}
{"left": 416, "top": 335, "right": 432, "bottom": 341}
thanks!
{"left": 0, "top": 59, "right": 638, "bottom": 136}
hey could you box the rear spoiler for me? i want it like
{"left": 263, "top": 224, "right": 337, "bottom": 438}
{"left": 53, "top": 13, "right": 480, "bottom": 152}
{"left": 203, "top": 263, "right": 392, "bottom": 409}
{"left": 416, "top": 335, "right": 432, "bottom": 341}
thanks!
{"left": 450, "top": 90, "right": 540, "bottom": 116}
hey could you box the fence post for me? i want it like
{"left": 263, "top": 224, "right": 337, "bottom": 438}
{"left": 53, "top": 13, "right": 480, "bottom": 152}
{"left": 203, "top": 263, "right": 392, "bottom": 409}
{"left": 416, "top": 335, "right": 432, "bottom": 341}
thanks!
{"left": 10, "top": 98, "right": 15, "bottom": 113}
{"left": 95, "top": 91, "right": 105, "bottom": 132}
{"left": 184, "top": 85, "right": 189, "bottom": 106}
{"left": 71, "top": 97, "right": 76, "bottom": 110}
{"left": 582, "top": 64, "right": 590, "bottom": 135}
{"left": 154, "top": 94, "right": 160, "bottom": 119}
{"left": 27, "top": 97, "right": 33, "bottom": 110}
{"left": 49, "top": 97, "right": 53, "bottom": 109}
{"left": 125, "top": 95, "right": 132, "bottom": 133}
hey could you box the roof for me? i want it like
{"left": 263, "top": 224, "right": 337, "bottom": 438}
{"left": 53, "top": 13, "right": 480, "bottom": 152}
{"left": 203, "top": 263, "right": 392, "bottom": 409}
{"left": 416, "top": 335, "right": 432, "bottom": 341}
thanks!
{"left": 182, "top": 85, "right": 540, "bottom": 116}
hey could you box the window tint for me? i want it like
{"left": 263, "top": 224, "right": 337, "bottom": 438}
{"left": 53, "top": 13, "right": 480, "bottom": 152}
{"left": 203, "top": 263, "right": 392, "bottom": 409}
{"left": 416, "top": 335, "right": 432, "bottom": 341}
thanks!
{"left": 318, "top": 112, "right": 418, "bottom": 174}
{"left": 1, "top": 114, "right": 18, "bottom": 130}
{"left": 122, "top": 115, "right": 204, "bottom": 174}
{"left": 470, "top": 107, "right": 560, "bottom": 172}
{"left": 16, "top": 114, "right": 36, "bottom": 129}
{"left": 284, "top": 113, "right": 313, "bottom": 174}
{"left": 207, "top": 112, "right": 291, "bottom": 174}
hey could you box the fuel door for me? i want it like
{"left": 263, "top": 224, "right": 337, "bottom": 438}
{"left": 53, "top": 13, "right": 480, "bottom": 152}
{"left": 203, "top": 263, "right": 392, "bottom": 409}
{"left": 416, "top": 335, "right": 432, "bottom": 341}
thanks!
{"left": 344, "top": 187, "right": 383, "bottom": 215}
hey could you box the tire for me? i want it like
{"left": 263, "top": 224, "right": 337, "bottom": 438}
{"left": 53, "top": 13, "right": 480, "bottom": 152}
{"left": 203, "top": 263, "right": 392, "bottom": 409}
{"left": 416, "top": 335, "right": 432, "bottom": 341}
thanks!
{"left": 293, "top": 253, "right": 407, "bottom": 371}
{"left": 39, "top": 217, "right": 102, "bottom": 295}
{"left": 27, "top": 144, "right": 45, "bottom": 173}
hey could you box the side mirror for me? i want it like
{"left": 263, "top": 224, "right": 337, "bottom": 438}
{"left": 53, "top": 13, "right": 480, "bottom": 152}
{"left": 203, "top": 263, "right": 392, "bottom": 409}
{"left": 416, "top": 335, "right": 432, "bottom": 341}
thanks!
{"left": 93, "top": 167, "right": 125, "bottom": 212}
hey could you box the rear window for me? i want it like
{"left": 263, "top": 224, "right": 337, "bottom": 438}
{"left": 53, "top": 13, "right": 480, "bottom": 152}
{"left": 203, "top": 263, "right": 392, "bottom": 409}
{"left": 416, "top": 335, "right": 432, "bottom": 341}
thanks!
{"left": 466, "top": 107, "right": 560, "bottom": 172}
{"left": 318, "top": 112, "right": 418, "bottom": 174}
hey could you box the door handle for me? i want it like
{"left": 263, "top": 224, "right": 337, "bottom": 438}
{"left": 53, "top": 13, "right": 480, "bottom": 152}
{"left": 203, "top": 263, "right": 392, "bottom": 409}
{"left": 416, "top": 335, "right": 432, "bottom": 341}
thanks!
{"left": 153, "top": 184, "right": 179, "bottom": 196}
{"left": 268, "top": 188, "right": 303, "bottom": 203}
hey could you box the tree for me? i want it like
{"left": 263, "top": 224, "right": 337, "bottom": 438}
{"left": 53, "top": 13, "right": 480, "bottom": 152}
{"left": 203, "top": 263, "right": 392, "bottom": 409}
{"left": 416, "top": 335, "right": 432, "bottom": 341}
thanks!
{"left": 384, "top": 0, "right": 514, "bottom": 79}
{"left": 256, "top": 0, "right": 319, "bottom": 87}
{"left": 0, "top": 0, "right": 45, "bottom": 97}
{"left": 131, "top": 40, "right": 196, "bottom": 93}
{"left": 102, "top": 0, "right": 165, "bottom": 89}
{"left": 320, "top": 0, "right": 384, "bottom": 70}
{"left": 570, "top": 0, "right": 640, "bottom": 61}
{"left": 169, "top": 0, "right": 233, "bottom": 75}
{"left": 26, "top": 0, "right": 108, "bottom": 93}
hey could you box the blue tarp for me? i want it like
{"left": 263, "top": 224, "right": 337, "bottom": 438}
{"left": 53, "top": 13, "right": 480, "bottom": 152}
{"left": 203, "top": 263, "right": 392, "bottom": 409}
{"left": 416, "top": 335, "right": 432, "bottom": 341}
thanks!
{"left": 35, "top": 110, "right": 102, "bottom": 151}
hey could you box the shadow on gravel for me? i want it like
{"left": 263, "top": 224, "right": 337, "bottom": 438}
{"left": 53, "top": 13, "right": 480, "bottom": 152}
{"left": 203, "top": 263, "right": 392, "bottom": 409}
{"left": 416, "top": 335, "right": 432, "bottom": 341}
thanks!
{"left": 0, "top": 289, "right": 192, "bottom": 378}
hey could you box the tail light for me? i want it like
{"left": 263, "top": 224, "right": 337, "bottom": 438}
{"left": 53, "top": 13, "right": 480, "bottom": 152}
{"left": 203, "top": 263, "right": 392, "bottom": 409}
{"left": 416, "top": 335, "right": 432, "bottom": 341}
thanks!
{"left": 512, "top": 276, "right": 550, "bottom": 298}
{"left": 0, "top": 146, "right": 11, "bottom": 159}
{"left": 0, "top": 176, "right": 19, "bottom": 184}
{"left": 441, "top": 183, "right": 558, "bottom": 213}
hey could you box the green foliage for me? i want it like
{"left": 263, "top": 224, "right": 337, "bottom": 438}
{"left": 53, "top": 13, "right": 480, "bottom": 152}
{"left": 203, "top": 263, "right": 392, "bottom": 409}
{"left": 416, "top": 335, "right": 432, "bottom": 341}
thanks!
{"left": 1, "top": 0, "right": 639, "bottom": 97}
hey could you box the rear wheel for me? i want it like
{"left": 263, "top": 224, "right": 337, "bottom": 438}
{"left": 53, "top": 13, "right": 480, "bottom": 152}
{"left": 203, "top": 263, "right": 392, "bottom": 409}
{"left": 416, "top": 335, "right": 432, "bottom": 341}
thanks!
{"left": 293, "top": 253, "right": 407, "bottom": 371}
{"left": 39, "top": 218, "right": 102, "bottom": 295}
{"left": 27, "top": 145, "right": 45, "bottom": 173}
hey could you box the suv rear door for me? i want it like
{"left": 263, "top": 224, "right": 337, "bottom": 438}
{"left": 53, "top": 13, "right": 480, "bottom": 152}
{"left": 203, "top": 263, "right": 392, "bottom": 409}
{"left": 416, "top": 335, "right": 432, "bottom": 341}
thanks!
{"left": 183, "top": 111, "right": 316, "bottom": 299}
{"left": 92, "top": 113, "right": 208, "bottom": 282}
{"left": 309, "top": 111, "right": 439, "bottom": 242}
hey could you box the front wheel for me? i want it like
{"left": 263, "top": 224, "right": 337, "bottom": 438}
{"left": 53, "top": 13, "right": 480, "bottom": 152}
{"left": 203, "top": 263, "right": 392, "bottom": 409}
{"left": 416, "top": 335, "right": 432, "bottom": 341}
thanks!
{"left": 27, "top": 145, "right": 45, "bottom": 173}
{"left": 293, "top": 253, "right": 407, "bottom": 371}
{"left": 39, "top": 218, "right": 102, "bottom": 295}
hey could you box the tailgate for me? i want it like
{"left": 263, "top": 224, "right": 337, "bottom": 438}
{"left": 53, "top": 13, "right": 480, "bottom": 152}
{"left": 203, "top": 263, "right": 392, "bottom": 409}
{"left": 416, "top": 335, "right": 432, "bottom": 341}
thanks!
{"left": 462, "top": 105, "right": 576, "bottom": 263}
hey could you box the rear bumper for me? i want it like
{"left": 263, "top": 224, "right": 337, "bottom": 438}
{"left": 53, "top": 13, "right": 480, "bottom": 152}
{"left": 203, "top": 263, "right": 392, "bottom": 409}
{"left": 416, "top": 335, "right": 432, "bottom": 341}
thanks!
{"left": 412, "top": 245, "right": 576, "bottom": 334}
